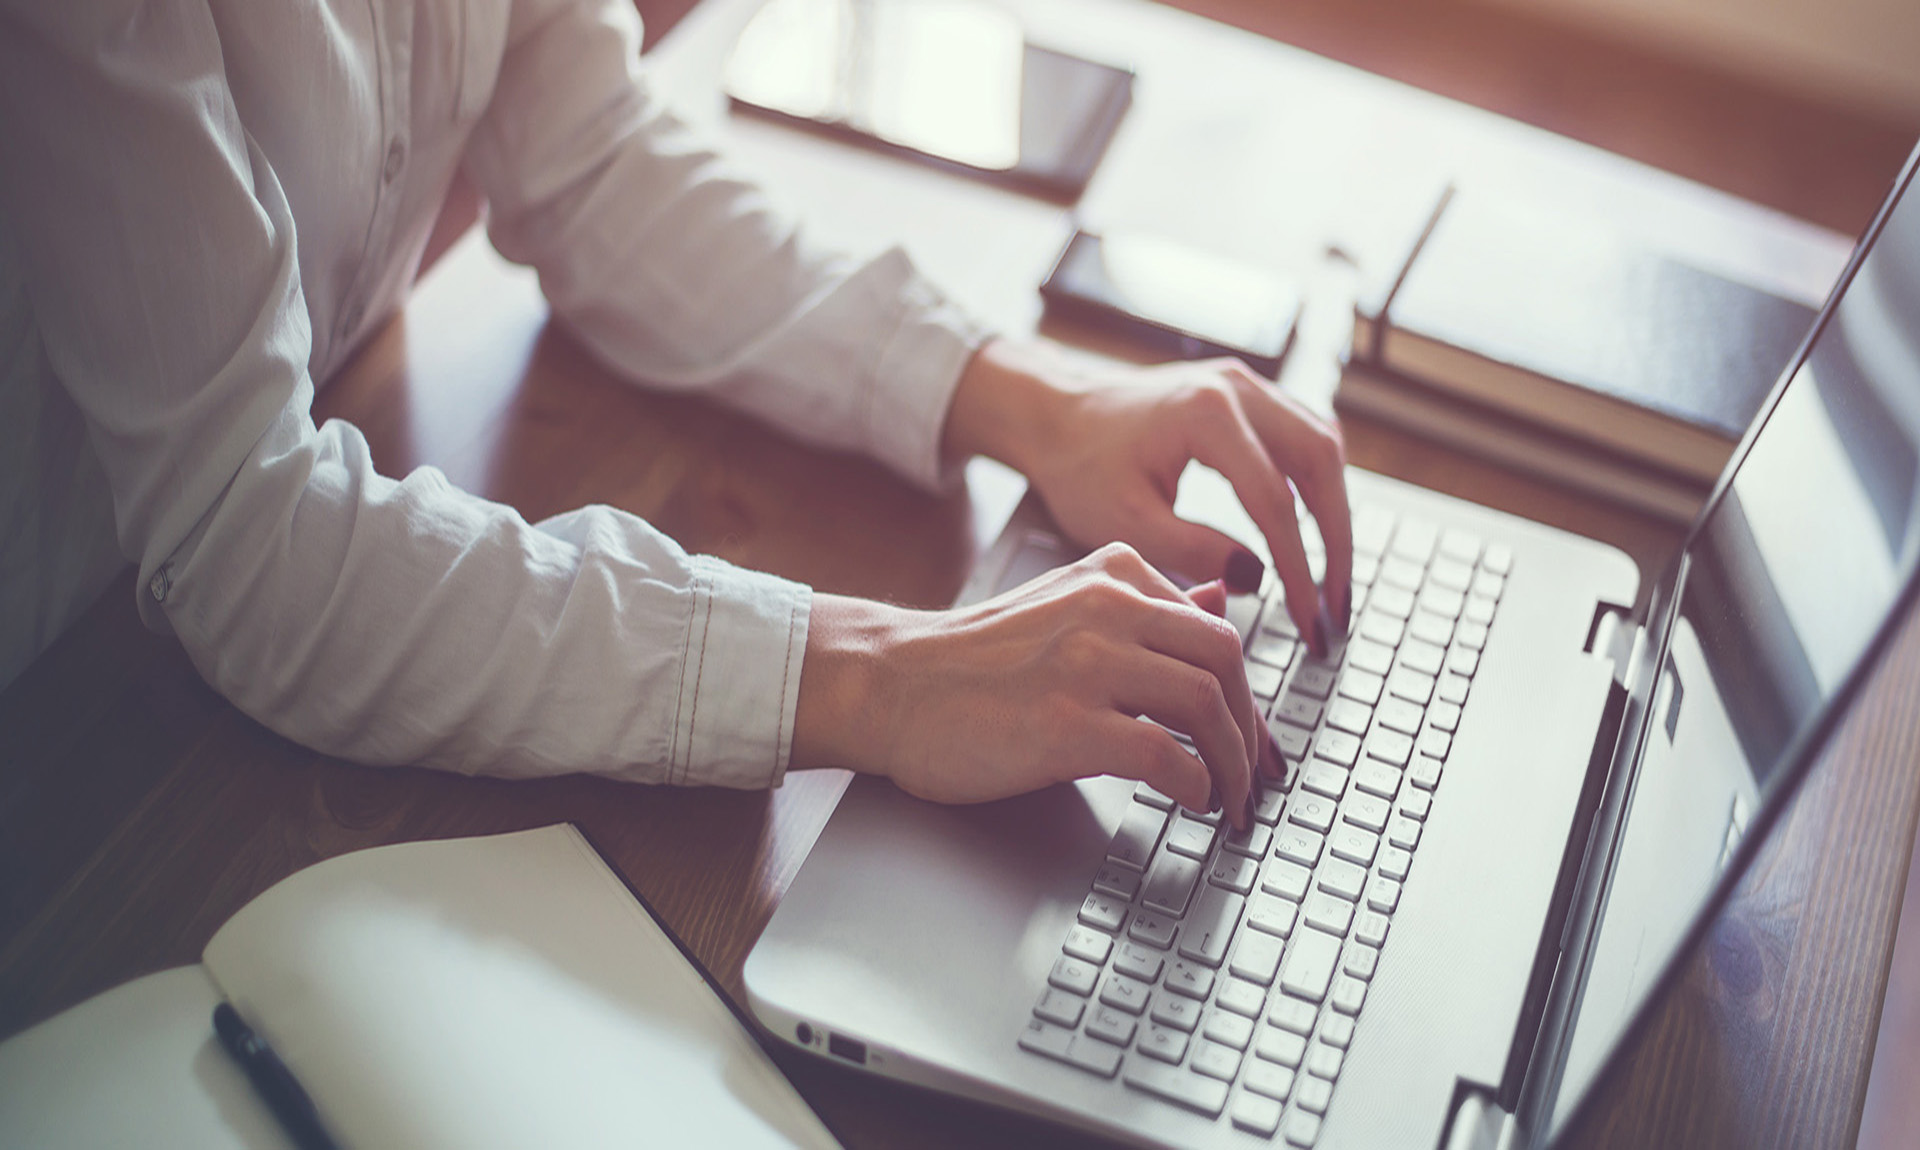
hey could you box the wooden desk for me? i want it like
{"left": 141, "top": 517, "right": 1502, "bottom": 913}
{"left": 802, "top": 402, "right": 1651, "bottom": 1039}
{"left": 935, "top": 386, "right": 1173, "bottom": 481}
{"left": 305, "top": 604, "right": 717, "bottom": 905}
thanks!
{"left": 2, "top": 1, "right": 1914, "bottom": 1147}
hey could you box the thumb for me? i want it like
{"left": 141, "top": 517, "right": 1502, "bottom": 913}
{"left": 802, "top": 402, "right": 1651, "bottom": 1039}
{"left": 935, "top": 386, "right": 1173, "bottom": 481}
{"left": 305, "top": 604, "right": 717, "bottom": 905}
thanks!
{"left": 1131, "top": 515, "right": 1267, "bottom": 597}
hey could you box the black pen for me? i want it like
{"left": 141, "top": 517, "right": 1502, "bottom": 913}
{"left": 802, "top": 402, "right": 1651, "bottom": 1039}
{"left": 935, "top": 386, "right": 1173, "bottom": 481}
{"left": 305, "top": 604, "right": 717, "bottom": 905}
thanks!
{"left": 212, "top": 1002, "right": 341, "bottom": 1150}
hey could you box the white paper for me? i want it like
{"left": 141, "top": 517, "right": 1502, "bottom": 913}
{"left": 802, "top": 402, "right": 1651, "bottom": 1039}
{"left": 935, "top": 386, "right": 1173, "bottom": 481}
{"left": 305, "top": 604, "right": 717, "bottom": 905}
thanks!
{"left": 202, "top": 825, "right": 838, "bottom": 1150}
{"left": 0, "top": 966, "right": 294, "bottom": 1150}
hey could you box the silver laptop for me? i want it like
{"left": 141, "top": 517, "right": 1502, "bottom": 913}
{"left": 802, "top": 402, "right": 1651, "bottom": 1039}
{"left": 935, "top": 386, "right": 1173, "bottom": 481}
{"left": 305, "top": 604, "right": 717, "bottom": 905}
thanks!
{"left": 745, "top": 143, "right": 1920, "bottom": 1149}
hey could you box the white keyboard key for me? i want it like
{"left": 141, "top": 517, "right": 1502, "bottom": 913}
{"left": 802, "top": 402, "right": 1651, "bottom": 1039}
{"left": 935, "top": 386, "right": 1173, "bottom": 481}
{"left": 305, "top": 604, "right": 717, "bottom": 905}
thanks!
{"left": 1064, "top": 926, "right": 1114, "bottom": 965}
{"left": 1429, "top": 557, "right": 1473, "bottom": 592}
{"left": 1357, "top": 610, "right": 1404, "bottom": 648}
{"left": 1342, "top": 942, "right": 1380, "bottom": 981}
{"left": 1428, "top": 700, "right": 1462, "bottom": 732}
{"left": 1438, "top": 672, "right": 1472, "bottom": 706}
{"left": 1362, "top": 727, "right": 1413, "bottom": 767}
{"left": 1203, "top": 1009, "right": 1256, "bottom": 1052}
{"left": 1408, "top": 755, "right": 1443, "bottom": 791}
{"left": 1086, "top": 1005, "right": 1138, "bottom": 1047}
{"left": 1387, "top": 816, "right": 1423, "bottom": 851}
{"left": 1284, "top": 1109, "right": 1324, "bottom": 1146}
{"left": 1483, "top": 542, "right": 1513, "bottom": 575}
{"left": 1407, "top": 609, "right": 1454, "bottom": 648}
{"left": 1268, "top": 995, "right": 1317, "bottom": 1035}
{"left": 1279, "top": 926, "right": 1343, "bottom": 1001}
{"left": 1312, "top": 728, "right": 1361, "bottom": 767}
{"left": 1398, "top": 638, "right": 1446, "bottom": 676}
{"left": 1319, "top": 1012, "right": 1357, "bottom": 1049}
{"left": 1330, "top": 974, "right": 1368, "bottom": 1016}
{"left": 1232, "top": 1091, "right": 1285, "bottom": 1135}
{"left": 1317, "top": 858, "right": 1367, "bottom": 902}
{"left": 1300, "top": 760, "right": 1349, "bottom": 802}
{"left": 1021, "top": 1021, "right": 1125, "bottom": 1078}
{"left": 1391, "top": 519, "right": 1437, "bottom": 564}
{"left": 1400, "top": 789, "right": 1433, "bottom": 822}
{"left": 1379, "top": 555, "right": 1424, "bottom": 590}
{"left": 1256, "top": 1024, "right": 1308, "bottom": 1068}
{"left": 1019, "top": 1017, "right": 1073, "bottom": 1058}
{"left": 1246, "top": 891, "right": 1298, "bottom": 940}
{"left": 1275, "top": 693, "right": 1323, "bottom": 730}
{"left": 1369, "top": 584, "right": 1415, "bottom": 619}
{"left": 1366, "top": 876, "right": 1403, "bottom": 914}
{"left": 1387, "top": 666, "right": 1436, "bottom": 706}
{"left": 1378, "top": 846, "right": 1412, "bottom": 882}
{"left": 1165, "top": 818, "right": 1216, "bottom": 860}
{"left": 1209, "top": 853, "right": 1259, "bottom": 895}
{"left": 1152, "top": 994, "right": 1203, "bottom": 1033}
{"left": 1464, "top": 593, "right": 1497, "bottom": 626}
{"left": 1448, "top": 646, "right": 1480, "bottom": 677}
{"left": 1255, "top": 786, "right": 1288, "bottom": 825}
{"left": 1328, "top": 825, "right": 1380, "bottom": 868}
{"left": 1141, "top": 852, "right": 1204, "bottom": 916}
{"left": 1230, "top": 929, "right": 1286, "bottom": 986}
{"left": 1114, "top": 942, "right": 1164, "bottom": 982}
{"left": 1123, "top": 1057, "right": 1227, "bottom": 1116}
{"left": 1345, "top": 637, "right": 1395, "bottom": 676}
{"left": 1217, "top": 975, "right": 1268, "bottom": 1018}
{"left": 1342, "top": 793, "right": 1392, "bottom": 834}
{"left": 1351, "top": 760, "right": 1402, "bottom": 801}
{"left": 1250, "top": 631, "right": 1299, "bottom": 670}
{"left": 1165, "top": 959, "right": 1216, "bottom": 1000}
{"left": 1134, "top": 781, "right": 1176, "bottom": 809}
{"left": 1293, "top": 663, "right": 1338, "bottom": 700}
{"left": 1192, "top": 1038, "right": 1243, "bottom": 1081}
{"left": 1308, "top": 1041, "right": 1345, "bottom": 1079}
{"left": 1243, "top": 1055, "right": 1296, "bottom": 1103}
{"left": 1354, "top": 910, "right": 1391, "bottom": 948}
{"left": 1303, "top": 893, "right": 1354, "bottom": 937}
{"left": 1137, "top": 1023, "right": 1189, "bottom": 1065}
{"left": 1260, "top": 857, "right": 1313, "bottom": 901}
{"left": 1273, "top": 827, "right": 1324, "bottom": 869}
{"left": 1035, "top": 987, "right": 1085, "bottom": 1027}
{"left": 1261, "top": 601, "right": 1301, "bottom": 638}
{"left": 1227, "top": 592, "right": 1263, "bottom": 640}
{"left": 1337, "top": 667, "right": 1385, "bottom": 706}
{"left": 1288, "top": 793, "right": 1338, "bottom": 834}
{"left": 1296, "top": 1072, "right": 1335, "bottom": 1115}
{"left": 1079, "top": 891, "right": 1126, "bottom": 932}
{"left": 1092, "top": 862, "right": 1141, "bottom": 900}
{"left": 1269, "top": 718, "right": 1312, "bottom": 762}
{"left": 1376, "top": 696, "right": 1424, "bottom": 735}
{"left": 1418, "top": 728, "right": 1452, "bottom": 760}
{"left": 1100, "top": 972, "right": 1151, "bottom": 1015}
{"left": 1129, "top": 909, "right": 1179, "bottom": 949}
{"left": 1418, "top": 585, "right": 1465, "bottom": 620}
{"left": 1456, "top": 620, "right": 1489, "bottom": 651}
{"left": 1439, "top": 528, "right": 1483, "bottom": 564}
{"left": 1179, "top": 886, "right": 1246, "bottom": 967}
{"left": 1325, "top": 697, "right": 1374, "bottom": 736}
{"left": 1109, "top": 803, "right": 1169, "bottom": 870}
{"left": 1247, "top": 659, "right": 1285, "bottom": 701}
{"left": 1224, "top": 821, "right": 1274, "bottom": 859}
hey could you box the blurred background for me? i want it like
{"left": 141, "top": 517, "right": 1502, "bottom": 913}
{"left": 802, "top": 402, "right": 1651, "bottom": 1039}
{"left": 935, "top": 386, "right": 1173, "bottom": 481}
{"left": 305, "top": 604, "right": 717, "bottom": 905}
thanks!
{"left": 634, "top": 0, "right": 1920, "bottom": 237}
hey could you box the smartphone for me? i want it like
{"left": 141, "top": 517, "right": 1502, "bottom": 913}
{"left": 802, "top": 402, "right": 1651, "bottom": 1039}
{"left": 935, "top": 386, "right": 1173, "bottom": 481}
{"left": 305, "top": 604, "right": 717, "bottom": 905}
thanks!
{"left": 1039, "top": 229, "right": 1303, "bottom": 378}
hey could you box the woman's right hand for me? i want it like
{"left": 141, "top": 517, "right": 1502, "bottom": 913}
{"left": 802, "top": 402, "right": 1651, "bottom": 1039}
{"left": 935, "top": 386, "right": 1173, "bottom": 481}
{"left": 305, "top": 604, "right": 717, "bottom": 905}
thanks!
{"left": 791, "top": 543, "right": 1281, "bottom": 831}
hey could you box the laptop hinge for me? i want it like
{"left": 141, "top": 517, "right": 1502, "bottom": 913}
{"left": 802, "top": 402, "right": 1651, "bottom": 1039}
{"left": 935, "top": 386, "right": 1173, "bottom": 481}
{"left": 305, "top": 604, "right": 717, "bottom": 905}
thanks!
{"left": 1583, "top": 602, "right": 1641, "bottom": 685}
{"left": 1442, "top": 1088, "right": 1509, "bottom": 1150}
{"left": 1495, "top": 617, "right": 1636, "bottom": 1108}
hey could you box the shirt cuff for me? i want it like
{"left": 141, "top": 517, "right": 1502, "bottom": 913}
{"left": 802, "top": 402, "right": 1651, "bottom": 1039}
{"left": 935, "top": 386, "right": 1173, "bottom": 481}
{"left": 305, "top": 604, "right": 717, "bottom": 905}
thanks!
{"left": 862, "top": 257, "right": 994, "bottom": 493}
{"left": 666, "top": 554, "right": 812, "bottom": 790}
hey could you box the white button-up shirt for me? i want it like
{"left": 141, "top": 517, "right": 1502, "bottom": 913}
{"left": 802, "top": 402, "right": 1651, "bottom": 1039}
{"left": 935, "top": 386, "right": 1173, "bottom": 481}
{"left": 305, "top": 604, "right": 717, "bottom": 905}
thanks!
{"left": 0, "top": 0, "right": 987, "bottom": 786}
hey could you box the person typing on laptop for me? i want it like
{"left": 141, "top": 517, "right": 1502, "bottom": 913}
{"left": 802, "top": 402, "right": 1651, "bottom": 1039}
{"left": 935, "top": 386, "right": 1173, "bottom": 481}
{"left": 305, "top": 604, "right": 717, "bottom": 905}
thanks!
{"left": 0, "top": 0, "right": 1348, "bottom": 832}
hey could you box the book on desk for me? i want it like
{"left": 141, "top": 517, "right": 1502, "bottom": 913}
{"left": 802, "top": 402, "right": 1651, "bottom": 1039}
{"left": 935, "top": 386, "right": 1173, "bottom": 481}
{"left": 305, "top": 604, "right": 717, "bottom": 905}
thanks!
{"left": 0, "top": 825, "right": 839, "bottom": 1150}
{"left": 1339, "top": 187, "right": 1818, "bottom": 523}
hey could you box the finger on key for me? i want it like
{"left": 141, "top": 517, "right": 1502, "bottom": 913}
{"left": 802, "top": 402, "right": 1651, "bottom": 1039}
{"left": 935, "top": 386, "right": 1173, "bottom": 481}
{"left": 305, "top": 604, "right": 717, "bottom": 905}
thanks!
{"left": 1111, "top": 650, "right": 1253, "bottom": 830}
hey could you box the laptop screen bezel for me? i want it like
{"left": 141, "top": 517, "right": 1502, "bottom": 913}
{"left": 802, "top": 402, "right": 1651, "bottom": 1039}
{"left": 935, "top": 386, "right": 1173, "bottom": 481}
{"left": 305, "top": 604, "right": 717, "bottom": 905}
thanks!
{"left": 1537, "top": 139, "right": 1920, "bottom": 1143}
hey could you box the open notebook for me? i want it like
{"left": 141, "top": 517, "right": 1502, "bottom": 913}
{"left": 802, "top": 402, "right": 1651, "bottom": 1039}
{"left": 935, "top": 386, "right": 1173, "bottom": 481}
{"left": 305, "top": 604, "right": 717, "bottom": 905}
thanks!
{"left": 0, "top": 825, "right": 838, "bottom": 1150}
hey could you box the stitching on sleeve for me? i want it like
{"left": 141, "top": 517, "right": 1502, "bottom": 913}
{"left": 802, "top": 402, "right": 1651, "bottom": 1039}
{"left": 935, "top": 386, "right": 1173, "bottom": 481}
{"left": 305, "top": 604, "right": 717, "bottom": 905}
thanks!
{"left": 669, "top": 565, "right": 701, "bottom": 783}
{"left": 684, "top": 567, "right": 717, "bottom": 786}
{"left": 775, "top": 593, "right": 800, "bottom": 776}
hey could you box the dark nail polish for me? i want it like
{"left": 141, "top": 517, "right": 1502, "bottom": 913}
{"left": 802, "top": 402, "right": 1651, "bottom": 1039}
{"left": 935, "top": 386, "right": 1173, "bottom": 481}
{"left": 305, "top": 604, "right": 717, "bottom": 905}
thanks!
{"left": 1208, "top": 786, "right": 1222, "bottom": 813}
{"left": 1337, "top": 586, "right": 1353, "bottom": 637}
{"left": 1224, "top": 549, "right": 1264, "bottom": 595}
{"left": 1311, "top": 613, "right": 1329, "bottom": 659}
{"left": 1243, "top": 792, "right": 1257, "bottom": 827}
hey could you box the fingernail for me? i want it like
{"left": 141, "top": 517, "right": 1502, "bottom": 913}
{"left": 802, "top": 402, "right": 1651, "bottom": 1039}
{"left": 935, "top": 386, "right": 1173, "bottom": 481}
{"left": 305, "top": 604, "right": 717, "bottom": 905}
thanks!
{"left": 1310, "top": 613, "right": 1329, "bottom": 659}
{"left": 1337, "top": 586, "right": 1353, "bottom": 637}
{"left": 1224, "top": 549, "right": 1264, "bottom": 595}
{"left": 1243, "top": 792, "right": 1257, "bottom": 828}
{"left": 1208, "top": 786, "right": 1222, "bottom": 814}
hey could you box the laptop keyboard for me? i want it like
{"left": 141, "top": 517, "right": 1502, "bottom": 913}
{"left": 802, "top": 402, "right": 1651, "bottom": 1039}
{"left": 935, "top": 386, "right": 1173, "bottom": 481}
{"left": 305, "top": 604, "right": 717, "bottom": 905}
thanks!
{"left": 1018, "top": 505, "right": 1513, "bottom": 1145}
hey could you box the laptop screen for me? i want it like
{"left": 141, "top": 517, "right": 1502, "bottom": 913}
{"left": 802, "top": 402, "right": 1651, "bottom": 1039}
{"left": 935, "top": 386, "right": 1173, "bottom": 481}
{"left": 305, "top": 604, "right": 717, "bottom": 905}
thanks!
{"left": 1553, "top": 156, "right": 1920, "bottom": 1123}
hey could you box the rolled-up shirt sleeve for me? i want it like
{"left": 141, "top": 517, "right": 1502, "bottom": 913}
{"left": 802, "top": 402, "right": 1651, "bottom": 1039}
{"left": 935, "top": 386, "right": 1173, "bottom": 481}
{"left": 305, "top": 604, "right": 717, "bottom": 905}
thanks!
{"left": 465, "top": 0, "right": 993, "bottom": 491}
{"left": 0, "top": 0, "right": 868, "bottom": 787}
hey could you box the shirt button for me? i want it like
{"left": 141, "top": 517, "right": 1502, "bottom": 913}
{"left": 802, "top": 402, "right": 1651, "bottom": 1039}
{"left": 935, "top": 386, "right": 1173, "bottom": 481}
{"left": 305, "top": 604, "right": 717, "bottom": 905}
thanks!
{"left": 148, "top": 565, "right": 171, "bottom": 603}
{"left": 383, "top": 137, "right": 405, "bottom": 184}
